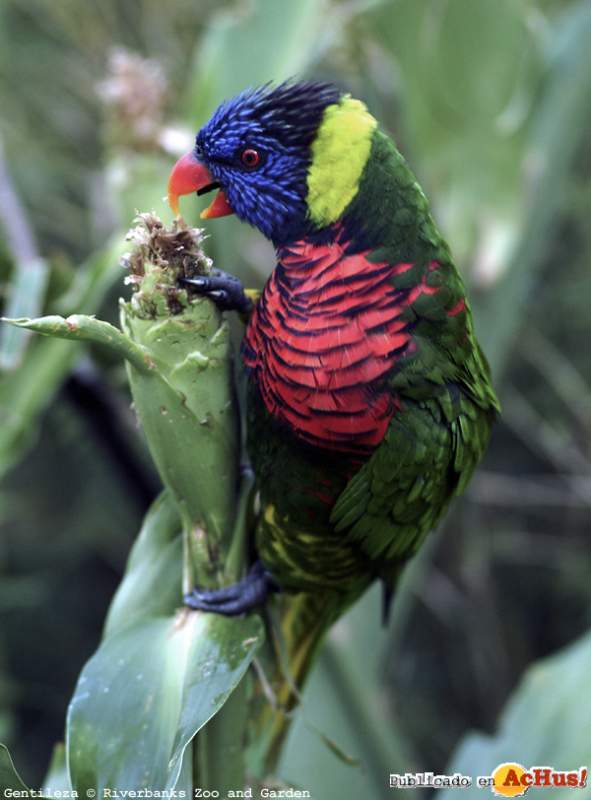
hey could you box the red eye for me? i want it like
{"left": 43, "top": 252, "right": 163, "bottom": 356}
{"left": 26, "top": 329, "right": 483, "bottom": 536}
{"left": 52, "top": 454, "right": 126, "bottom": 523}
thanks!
{"left": 240, "top": 148, "right": 260, "bottom": 168}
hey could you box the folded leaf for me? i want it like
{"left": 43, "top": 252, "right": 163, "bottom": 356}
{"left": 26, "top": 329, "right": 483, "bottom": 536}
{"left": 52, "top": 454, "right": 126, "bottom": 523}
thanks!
{"left": 67, "top": 612, "right": 263, "bottom": 794}
{"left": 0, "top": 743, "right": 32, "bottom": 793}
{"left": 104, "top": 491, "right": 182, "bottom": 639}
{"left": 442, "top": 628, "right": 591, "bottom": 800}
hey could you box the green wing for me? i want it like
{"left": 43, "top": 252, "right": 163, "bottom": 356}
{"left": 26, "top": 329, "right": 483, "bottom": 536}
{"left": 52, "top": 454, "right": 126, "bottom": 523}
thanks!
{"left": 330, "top": 249, "right": 499, "bottom": 568}
{"left": 330, "top": 383, "right": 495, "bottom": 569}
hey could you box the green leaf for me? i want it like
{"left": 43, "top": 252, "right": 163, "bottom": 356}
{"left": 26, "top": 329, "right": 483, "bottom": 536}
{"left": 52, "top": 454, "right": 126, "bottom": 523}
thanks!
{"left": 185, "top": 0, "right": 328, "bottom": 123}
{"left": 2, "top": 314, "right": 151, "bottom": 374}
{"left": 0, "top": 256, "right": 48, "bottom": 370}
{"left": 0, "top": 742, "right": 60, "bottom": 797}
{"left": 72, "top": 490, "right": 258, "bottom": 796}
{"left": 105, "top": 491, "right": 182, "bottom": 639}
{"left": 67, "top": 612, "right": 264, "bottom": 794}
{"left": 43, "top": 743, "right": 71, "bottom": 793}
{"left": 427, "top": 0, "right": 536, "bottom": 122}
{"left": 441, "top": 628, "right": 591, "bottom": 800}
{"left": 0, "top": 743, "right": 30, "bottom": 793}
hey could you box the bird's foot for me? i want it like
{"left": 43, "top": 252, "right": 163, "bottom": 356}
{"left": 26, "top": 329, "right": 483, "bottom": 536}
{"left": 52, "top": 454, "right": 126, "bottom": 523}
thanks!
{"left": 180, "top": 268, "right": 252, "bottom": 313}
{"left": 184, "top": 561, "right": 279, "bottom": 616}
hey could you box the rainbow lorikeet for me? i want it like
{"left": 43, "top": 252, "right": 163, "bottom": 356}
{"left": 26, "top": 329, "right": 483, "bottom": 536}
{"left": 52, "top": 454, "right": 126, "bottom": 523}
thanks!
{"left": 168, "top": 80, "right": 498, "bottom": 631}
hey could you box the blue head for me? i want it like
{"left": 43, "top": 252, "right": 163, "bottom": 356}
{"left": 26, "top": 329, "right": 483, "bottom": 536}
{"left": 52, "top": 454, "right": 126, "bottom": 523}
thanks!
{"left": 169, "top": 81, "right": 342, "bottom": 244}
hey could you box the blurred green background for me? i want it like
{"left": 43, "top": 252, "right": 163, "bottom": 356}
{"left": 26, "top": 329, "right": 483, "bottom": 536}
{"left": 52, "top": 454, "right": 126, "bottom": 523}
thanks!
{"left": 1, "top": 1, "right": 591, "bottom": 798}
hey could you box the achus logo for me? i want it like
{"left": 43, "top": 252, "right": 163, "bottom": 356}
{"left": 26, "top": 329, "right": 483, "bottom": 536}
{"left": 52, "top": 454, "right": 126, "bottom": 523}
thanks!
{"left": 491, "top": 763, "right": 588, "bottom": 796}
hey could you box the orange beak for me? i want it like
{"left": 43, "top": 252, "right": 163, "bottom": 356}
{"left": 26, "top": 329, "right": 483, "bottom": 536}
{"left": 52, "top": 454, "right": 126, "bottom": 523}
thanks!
{"left": 167, "top": 151, "right": 234, "bottom": 220}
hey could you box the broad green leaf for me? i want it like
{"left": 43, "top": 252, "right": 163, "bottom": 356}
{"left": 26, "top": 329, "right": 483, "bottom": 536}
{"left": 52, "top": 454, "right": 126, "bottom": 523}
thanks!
{"left": 441, "top": 628, "right": 591, "bottom": 800}
{"left": 185, "top": 0, "right": 329, "bottom": 123}
{"left": 43, "top": 743, "right": 70, "bottom": 793}
{"left": 426, "top": 0, "right": 536, "bottom": 122}
{"left": 0, "top": 743, "right": 30, "bottom": 793}
{"left": 67, "top": 612, "right": 263, "bottom": 794}
{"left": 105, "top": 491, "right": 182, "bottom": 639}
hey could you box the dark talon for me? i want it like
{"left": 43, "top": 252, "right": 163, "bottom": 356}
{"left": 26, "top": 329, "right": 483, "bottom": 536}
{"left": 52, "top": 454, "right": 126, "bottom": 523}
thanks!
{"left": 184, "top": 561, "right": 280, "bottom": 616}
{"left": 208, "top": 290, "right": 229, "bottom": 304}
{"left": 180, "top": 269, "right": 252, "bottom": 313}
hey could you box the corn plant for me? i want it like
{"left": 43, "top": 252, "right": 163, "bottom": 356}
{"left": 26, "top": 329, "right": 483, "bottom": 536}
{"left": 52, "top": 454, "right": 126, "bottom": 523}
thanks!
{"left": 2, "top": 214, "right": 294, "bottom": 794}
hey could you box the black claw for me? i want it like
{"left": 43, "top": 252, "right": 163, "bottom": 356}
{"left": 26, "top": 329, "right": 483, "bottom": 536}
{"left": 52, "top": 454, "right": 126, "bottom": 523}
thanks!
{"left": 180, "top": 269, "right": 252, "bottom": 313}
{"left": 184, "top": 561, "right": 279, "bottom": 616}
{"left": 208, "top": 290, "right": 229, "bottom": 304}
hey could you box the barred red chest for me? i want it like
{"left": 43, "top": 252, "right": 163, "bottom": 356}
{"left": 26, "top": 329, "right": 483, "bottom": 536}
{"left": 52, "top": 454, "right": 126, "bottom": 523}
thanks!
{"left": 242, "top": 233, "right": 417, "bottom": 454}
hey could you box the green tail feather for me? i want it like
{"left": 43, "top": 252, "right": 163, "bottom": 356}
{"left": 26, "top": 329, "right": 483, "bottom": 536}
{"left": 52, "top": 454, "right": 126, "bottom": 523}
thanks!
{"left": 246, "top": 587, "right": 366, "bottom": 776}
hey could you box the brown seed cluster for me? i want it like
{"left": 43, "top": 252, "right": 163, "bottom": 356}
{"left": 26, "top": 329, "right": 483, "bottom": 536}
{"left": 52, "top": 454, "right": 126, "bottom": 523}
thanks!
{"left": 121, "top": 212, "right": 212, "bottom": 317}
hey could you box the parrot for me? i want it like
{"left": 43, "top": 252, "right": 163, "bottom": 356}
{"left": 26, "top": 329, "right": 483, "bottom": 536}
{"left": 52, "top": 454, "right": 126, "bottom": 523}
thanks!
{"left": 167, "top": 80, "right": 499, "bottom": 758}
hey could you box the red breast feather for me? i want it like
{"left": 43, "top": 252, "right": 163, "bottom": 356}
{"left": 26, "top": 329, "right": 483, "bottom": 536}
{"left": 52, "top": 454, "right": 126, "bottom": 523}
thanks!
{"left": 242, "top": 230, "right": 442, "bottom": 454}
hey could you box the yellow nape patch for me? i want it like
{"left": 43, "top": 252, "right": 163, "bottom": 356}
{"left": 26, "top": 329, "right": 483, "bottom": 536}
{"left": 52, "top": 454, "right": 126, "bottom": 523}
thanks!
{"left": 306, "top": 96, "right": 377, "bottom": 227}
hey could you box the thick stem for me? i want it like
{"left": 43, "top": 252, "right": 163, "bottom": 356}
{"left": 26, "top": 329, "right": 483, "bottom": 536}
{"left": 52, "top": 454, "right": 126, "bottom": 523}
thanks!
{"left": 189, "top": 470, "right": 258, "bottom": 795}
{"left": 117, "top": 218, "right": 253, "bottom": 793}
{"left": 120, "top": 305, "right": 239, "bottom": 550}
{"left": 194, "top": 674, "right": 251, "bottom": 797}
